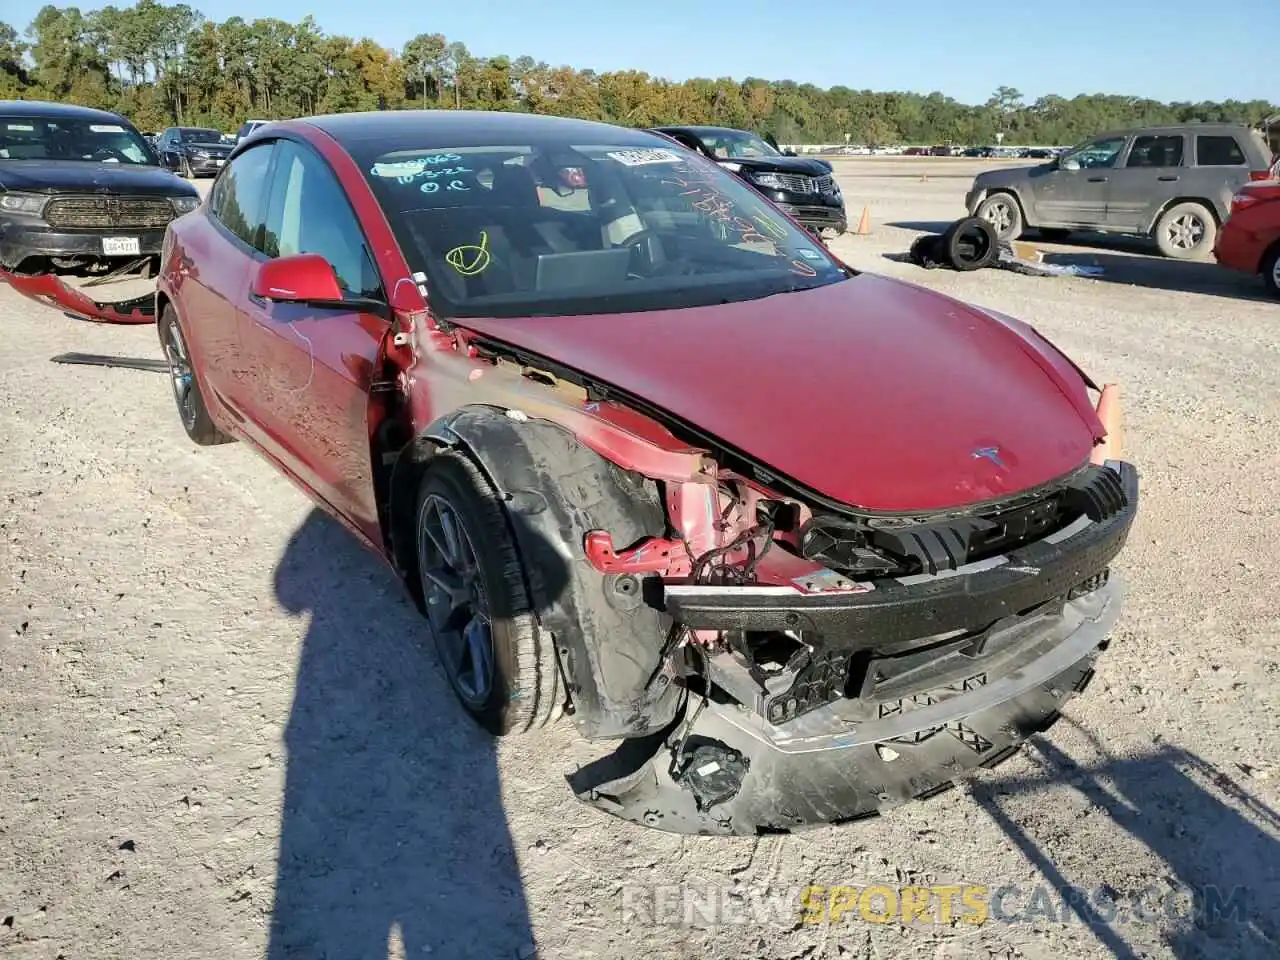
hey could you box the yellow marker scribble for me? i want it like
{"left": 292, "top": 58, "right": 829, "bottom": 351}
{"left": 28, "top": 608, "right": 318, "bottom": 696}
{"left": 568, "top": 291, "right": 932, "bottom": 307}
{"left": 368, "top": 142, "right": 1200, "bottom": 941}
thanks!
{"left": 446, "top": 230, "right": 491, "bottom": 276}
{"left": 752, "top": 214, "right": 788, "bottom": 242}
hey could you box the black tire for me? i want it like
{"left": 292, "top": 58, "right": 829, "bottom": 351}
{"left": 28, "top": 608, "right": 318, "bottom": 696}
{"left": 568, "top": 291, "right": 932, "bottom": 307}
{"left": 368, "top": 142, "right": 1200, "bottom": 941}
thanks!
{"left": 1155, "top": 201, "right": 1217, "bottom": 260}
{"left": 974, "top": 191, "right": 1023, "bottom": 242}
{"left": 909, "top": 234, "right": 946, "bottom": 268}
{"left": 941, "top": 216, "right": 999, "bottom": 271}
{"left": 414, "top": 450, "right": 560, "bottom": 736}
{"left": 1263, "top": 243, "right": 1280, "bottom": 300}
{"left": 158, "top": 305, "right": 232, "bottom": 446}
{"left": 1039, "top": 228, "right": 1072, "bottom": 242}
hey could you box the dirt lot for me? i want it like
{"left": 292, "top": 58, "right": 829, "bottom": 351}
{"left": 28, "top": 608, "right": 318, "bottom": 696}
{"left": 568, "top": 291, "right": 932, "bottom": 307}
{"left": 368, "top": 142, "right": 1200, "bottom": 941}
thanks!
{"left": 2, "top": 158, "right": 1278, "bottom": 960}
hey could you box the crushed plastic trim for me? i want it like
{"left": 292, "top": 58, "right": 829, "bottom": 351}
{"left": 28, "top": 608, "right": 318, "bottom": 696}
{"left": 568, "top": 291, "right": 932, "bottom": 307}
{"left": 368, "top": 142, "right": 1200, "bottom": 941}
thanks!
{"left": 0, "top": 268, "right": 156, "bottom": 324}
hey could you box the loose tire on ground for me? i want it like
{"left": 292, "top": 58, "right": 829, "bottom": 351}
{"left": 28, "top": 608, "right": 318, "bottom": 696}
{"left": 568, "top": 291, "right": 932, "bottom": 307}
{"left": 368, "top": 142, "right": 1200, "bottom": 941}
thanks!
{"left": 414, "top": 450, "right": 560, "bottom": 737}
{"left": 941, "top": 216, "right": 1000, "bottom": 271}
{"left": 1154, "top": 201, "right": 1217, "bottom": 260}
{"left": 975, "top": 191, "right": 1024, "bottom": 242}
{"left": 158, "top": 305, "right": 232, "bottom": 446}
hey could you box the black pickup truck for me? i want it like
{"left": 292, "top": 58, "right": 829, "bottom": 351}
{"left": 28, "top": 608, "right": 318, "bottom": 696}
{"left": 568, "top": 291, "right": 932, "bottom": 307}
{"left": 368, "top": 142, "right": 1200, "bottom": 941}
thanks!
{"left": 650, "top": 125, "right": 847, "bottom": 237}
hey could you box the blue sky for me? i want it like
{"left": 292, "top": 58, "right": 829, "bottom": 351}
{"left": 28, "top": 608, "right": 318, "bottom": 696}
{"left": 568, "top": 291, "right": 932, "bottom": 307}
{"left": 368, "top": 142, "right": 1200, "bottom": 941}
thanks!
{"left": 8, "top": 0, "right": 1278, "bottom": 106}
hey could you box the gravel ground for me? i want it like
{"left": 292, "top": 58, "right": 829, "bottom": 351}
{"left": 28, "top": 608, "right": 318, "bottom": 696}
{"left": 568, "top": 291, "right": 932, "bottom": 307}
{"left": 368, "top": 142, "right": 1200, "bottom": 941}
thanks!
{"left": 1, "top": 158, "right": 1277, "bottom": 960}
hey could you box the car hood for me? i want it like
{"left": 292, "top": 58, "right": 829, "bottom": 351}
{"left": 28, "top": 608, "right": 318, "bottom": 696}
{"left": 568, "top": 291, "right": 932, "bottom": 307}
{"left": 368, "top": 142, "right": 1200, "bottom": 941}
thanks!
{"left": 180, "top": 141, "right": 232, "bottom": 157}
{"left": 973, "top": 163, "right": 1053, "bottom": 189}
{"left": 455, "top": 274, "right": 1103, "bottom": 513}
{"left": 0, "top": 160, "right": 197, "bottom": 196}
{"left": 724, "top": 156, "right": 833, "bottom": 176}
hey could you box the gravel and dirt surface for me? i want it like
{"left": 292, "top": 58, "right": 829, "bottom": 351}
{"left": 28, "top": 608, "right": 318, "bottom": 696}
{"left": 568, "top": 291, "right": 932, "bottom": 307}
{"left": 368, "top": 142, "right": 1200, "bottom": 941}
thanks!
{"left": 2, "top": 158, "right": 1278, "bottom": 960}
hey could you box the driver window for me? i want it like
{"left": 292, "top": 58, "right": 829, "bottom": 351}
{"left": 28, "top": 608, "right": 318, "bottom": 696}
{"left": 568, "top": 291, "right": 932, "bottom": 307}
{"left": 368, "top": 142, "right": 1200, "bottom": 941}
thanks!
{"left": 263, "top": 140, "right": 382, "bottom": 299}
{"left": 1072, "top": 137, "right": 1127, "bottom": 169}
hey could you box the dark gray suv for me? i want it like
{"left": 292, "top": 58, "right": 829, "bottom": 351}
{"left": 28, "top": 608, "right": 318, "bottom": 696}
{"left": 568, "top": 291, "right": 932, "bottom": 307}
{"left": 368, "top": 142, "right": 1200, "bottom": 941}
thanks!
{"left": 965, "top": 123, "right": 1274, "bottom": 259}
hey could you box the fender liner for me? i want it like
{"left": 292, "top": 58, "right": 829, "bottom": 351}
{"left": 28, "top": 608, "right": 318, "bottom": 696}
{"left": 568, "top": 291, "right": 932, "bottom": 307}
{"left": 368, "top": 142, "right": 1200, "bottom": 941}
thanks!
{"left": 390, "top": 405, "right": 684, "bottom": 739}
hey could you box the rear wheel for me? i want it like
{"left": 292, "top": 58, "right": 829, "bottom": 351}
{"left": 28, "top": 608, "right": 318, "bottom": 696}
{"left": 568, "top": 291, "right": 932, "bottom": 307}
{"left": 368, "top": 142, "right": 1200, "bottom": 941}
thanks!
{"left": 414, "top": 451, "right": 560, "bottom": 736}
{"left": 158, "top": 305, "right": 231, "bottom": 446}
{"left": 975, "top": 192, "right": 1023, "bottom": 242}
{"left": 1155, "top": 201, "right": 1217, "bottom": 260}
{"left": 1263, "top": 243, "right": 1280, "bottom": 300}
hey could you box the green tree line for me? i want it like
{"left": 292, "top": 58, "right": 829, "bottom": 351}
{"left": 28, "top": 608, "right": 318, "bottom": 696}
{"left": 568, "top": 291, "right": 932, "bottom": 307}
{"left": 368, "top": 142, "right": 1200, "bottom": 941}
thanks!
{"left": 1, "top": 2, "right": 1275, "bottom": 144}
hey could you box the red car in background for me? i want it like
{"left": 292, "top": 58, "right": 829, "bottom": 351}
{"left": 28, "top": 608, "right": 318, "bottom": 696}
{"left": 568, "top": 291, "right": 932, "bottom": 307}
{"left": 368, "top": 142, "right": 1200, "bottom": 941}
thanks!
{"left": 155, "top": 109, "right": 1137, "bottom": 835}
{"left": 1214, "top": 178, "right": 1280, "bottom": 298}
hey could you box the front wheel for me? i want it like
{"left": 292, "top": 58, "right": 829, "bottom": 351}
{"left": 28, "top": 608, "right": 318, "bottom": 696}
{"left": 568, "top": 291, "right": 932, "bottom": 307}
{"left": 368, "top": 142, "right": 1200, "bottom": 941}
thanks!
{"left": 414, "top": 451, "right": 561, "bottom": 736}
{"left": 1155, "top": 201, "right": 1217, "bottom": 260}
{"left": 974, "top": 192, "right": 1023, "bottom": 242}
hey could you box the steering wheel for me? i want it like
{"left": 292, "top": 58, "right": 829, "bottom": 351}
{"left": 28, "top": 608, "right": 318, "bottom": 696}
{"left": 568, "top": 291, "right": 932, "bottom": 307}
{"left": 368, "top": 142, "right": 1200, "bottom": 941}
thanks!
{"left": 621, "top": 228, "right": 669, "bottom": 277}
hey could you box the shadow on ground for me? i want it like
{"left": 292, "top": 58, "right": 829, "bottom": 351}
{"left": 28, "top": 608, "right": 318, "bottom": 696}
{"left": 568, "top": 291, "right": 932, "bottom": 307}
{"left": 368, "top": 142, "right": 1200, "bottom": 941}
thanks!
{"left": 883, "top": 221, "right": 1273, "bottom": 301}
{"left": 977, "top": 718, "right": 1279, "bottom": 959}
{"left": 266, "top": 507, "right": 548, "bottom": 960}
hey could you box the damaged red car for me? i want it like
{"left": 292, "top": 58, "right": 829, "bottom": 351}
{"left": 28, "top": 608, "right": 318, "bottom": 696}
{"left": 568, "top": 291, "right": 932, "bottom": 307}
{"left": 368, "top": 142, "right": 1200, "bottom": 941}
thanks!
{"left": 157, "top": 110, "right": 1139, "bottom": 835}
{"left": 0, "top": 100, "right": 201, "bottom": 323}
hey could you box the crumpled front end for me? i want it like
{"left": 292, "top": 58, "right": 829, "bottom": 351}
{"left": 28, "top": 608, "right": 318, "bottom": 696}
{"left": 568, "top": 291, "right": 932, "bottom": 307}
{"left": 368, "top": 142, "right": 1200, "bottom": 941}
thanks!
{"left": 568, "top": 459, "right": 1138, "bottom": 835}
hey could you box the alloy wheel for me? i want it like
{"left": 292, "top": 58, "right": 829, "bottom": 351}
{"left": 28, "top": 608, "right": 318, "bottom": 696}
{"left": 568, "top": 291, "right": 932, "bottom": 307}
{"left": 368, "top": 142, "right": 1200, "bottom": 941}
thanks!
{"left": 1165, "top": 212, "right": 1205, "bottom": 252}
{"left": 981, "top": 199, "right": 1013, "bottom": 235}
{"left": 164, "top": 318, "right": 197, "bottom": 431}
{"left": 417, "top": 493, "right": 494, "bottom": 707}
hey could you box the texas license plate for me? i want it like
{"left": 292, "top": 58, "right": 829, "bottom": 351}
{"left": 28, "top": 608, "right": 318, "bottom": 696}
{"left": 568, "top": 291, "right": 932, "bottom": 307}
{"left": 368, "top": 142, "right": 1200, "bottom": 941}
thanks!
{"left": 102, "top": 236, "right": 140, "bottom": 256}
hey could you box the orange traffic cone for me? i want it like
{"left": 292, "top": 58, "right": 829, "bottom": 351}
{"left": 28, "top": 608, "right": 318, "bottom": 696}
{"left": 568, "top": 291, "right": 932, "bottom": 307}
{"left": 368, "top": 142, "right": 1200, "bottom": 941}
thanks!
{"left": 855, "top": 206, "right": 871, "bottom": 236}
{"left": 1089, "top": 383, "right": 1123, "bottom": 464}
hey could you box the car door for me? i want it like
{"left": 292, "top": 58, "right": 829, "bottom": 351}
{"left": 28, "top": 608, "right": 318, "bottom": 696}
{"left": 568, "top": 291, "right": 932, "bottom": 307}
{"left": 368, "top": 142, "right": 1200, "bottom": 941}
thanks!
{"left": 1028, "top": 135, "right": 1128, "bottom": 227}
{"left": 179, "top": 139, "right": 278, "bottom": 416}
{"left": 236, "top": 136, "right": 389, "bottom": 541}
{"left": 1104, "top": 133, "right": 1186, "bottom": 232}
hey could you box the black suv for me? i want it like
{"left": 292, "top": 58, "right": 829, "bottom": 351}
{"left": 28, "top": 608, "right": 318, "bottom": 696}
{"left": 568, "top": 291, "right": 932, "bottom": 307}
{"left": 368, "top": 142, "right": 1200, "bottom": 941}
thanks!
{"left": 650, "top": 125, "right": 847, "bottom": 237}
{"left": 154, "top": 126, "right": 232, "bottom": 178}
{"left": 0, "top": 99, "right": 199, "bottom": 275}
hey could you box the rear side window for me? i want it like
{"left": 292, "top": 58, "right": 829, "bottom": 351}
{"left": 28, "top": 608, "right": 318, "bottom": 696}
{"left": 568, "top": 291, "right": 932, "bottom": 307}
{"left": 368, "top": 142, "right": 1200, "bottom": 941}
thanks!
{"left": 1126, "top": 135, "right": 1183, "bottom": 167}
{"left": 210, "top": 141, "right": 276, "bottom": 252}
{"left": 1196, "top": 135, "right": 1245, "bottom": 166}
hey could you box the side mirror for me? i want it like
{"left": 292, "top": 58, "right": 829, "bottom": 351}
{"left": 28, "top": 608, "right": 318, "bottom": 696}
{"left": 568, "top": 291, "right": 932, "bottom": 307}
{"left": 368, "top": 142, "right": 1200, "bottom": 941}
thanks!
{"left": 784, "top": 149, "right": 797, "bottom": 157}
{"left": 253, "top": 253, "right": 344, "bottom": 303}
{"left": 1059, "top": 156, "right": 1080, "bottom": 171}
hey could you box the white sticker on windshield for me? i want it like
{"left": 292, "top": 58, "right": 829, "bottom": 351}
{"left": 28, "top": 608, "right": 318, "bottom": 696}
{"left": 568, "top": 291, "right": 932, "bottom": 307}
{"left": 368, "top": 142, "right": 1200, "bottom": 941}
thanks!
{"left": 606, "top": 148, "right": 683, "bottom": 167}
{"left": 89, "top": 124, "right": 126, "bottom": 133}
{"left": 4, "top": 123, "right": 34, "bottom": 131}
{"left": 796, "top": 248, "right": 824, "bottom": 261}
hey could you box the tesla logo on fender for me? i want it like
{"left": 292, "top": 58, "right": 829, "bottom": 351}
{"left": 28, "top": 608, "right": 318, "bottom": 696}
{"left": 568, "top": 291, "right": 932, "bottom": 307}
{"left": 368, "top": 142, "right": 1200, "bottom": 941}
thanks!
{"left": 972, "top": 446, "right": 1006, "bottom": 468}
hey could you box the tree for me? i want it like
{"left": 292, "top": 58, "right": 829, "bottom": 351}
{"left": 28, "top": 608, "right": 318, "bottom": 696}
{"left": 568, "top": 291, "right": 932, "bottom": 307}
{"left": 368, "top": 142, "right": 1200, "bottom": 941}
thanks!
{"left": 5, "top": 2, "right": 1275, "bottom": 146}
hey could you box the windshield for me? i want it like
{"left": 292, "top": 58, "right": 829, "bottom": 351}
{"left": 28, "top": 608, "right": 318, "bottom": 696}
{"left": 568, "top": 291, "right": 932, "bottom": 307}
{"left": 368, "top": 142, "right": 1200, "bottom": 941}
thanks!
{"left": 698, "top": 131, "right": 782, "bottom": 160}
{"left": 0, "top": 115, "right": 156, "bottom": 164}
{"left": 358, "top": 137, "right": 846, "bottom": 320}
{"left": 180, "top": 128, "right": 222, "bottom": 144}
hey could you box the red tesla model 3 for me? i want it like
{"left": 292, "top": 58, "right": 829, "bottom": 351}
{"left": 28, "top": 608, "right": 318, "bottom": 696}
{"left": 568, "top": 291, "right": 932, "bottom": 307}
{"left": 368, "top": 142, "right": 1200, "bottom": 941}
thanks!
{"left": 156, "top": 110, "right": 1138, "bottom": 835}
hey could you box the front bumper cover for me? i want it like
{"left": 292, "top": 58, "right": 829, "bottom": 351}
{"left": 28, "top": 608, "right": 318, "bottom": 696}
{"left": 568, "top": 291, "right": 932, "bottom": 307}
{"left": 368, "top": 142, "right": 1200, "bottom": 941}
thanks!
{"left": 0, "top": 222, "right": 167, "bottom": 272}
{"left": 568, "top": 460, "right": 1138, "bottom": 835}
{"left": 0, "top": 267, "right": 156, "bottom": 324}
